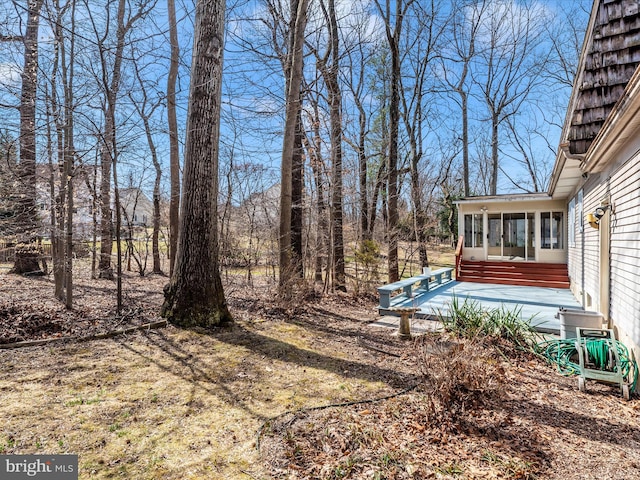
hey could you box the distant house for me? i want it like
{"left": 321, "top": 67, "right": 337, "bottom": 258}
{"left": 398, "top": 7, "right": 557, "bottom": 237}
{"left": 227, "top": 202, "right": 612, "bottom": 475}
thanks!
{"left": 456, "top": 0, "right": 640, "bottom": 356}
{"left": 119, "top": 187, "right": 154, "bottom": 228}
{"left": 36, "top": 164, "right": 96, "bottom": 240}
{"left": 35, "top": 165, "right": 155, "bottom": 239}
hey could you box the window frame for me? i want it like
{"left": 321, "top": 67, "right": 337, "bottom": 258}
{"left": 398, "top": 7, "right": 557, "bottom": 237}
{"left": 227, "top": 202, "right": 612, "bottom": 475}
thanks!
{"left": 463, "top": 213, "right": 484, "bottom": 248}
{"left": 541, "top": 211, "right": 564, "bottom": 250}
{"left": 568, "top": 198, "right": 575, "bottom": 248}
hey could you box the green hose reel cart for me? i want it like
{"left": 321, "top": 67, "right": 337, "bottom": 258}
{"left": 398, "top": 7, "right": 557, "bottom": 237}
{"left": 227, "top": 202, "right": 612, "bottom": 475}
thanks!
{"left": 575, "top": 328, "right": 633, "bottom": 400}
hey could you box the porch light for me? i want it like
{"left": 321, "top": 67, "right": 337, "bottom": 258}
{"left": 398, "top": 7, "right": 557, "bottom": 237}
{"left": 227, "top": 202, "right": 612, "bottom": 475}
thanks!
{"left": 594, "top": 206, "right": 608, "bottom": 220}
{"left": 587, "top": 205, "right": 609, "bottom": 229}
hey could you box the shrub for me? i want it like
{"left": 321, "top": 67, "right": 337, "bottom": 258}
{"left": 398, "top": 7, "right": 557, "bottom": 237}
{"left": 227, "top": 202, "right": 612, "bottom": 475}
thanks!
{"left": 417, "top": 334, "right": 505, "bottom": 429}
{"left": 437, "top": 295, "right": 540, "bottom": 350}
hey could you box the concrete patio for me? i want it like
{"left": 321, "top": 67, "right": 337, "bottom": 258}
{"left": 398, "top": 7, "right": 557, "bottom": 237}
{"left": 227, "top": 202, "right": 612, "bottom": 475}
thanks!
{"left": 373, "top": 281, "right": 583, "bottom": 335}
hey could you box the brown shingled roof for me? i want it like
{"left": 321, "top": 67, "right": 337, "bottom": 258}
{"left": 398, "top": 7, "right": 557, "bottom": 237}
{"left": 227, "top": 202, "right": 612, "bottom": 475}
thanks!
{"left": 568, "top": 0, "right": 640, "bottom": 155}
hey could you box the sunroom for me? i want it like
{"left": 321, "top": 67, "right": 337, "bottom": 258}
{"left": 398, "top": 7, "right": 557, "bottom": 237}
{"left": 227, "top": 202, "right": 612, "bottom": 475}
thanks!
{"left": 455, "top": 194, "right": 568, "bottom": 283}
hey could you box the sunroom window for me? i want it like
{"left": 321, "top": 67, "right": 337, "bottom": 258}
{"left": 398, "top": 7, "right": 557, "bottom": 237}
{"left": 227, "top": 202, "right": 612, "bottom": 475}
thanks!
{"left": 463, "top": 214, "right": 483, "bottom": 248}
{"left": 541, "top": 211, "right": 564, "bottom": 249}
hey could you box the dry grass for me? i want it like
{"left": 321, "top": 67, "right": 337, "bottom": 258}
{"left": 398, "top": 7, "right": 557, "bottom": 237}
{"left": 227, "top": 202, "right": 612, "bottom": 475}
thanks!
{"left": 1, "top": 257, "right": 640, "bottom": 479}
{"left": 0, "top": 263, "right": 411, "bottom": 479}
{"left": 0, "top": 321, "right": 403, "bottom": 479}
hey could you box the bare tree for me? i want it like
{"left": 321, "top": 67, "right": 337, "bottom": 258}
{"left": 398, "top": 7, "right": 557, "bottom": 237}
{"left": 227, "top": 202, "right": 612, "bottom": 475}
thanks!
{"left": 46, "top": 0, "right": 77, "bottom": 306}
{"left": 399, "top": 0, "right": 444, "bottom": 270}
{"left": 7, "top": 0, "right": 45, "bottom": 275}
{"left": 279, "top": 0, "right": 308, "bottom": 292}
{"left": 311, "top": 0, "right": 345, "bottom": 291}
{"left": 343, "top": 35, "right": 373, "bottom": 242}
{"left": 167, "top": 0, "right": 180, "bottom": 276}
{"left": 89, "top": 0, "right": 155, "bottom": 279}
{"left": 374, "top": 0, "right": 415, "bottom": 283}
{"left": 502, "top": 115, "right": 552, "bottom": 193}
{"left": 302, "top": 82, "right": 329, "bottom": 284}
{"left": 365, "top": 50, "right": 390, "bottom": 241}
{"left": 129, "top": 59, "right": 164, "bottom": 275}
{"left": 162, "top": 0, "right": 231, "bottom": 327}
{"left": 439, "top": 0, "right": 487, "bottom": 197}
{"left": 471, "top": 0, "right": 548, "bottom": 195}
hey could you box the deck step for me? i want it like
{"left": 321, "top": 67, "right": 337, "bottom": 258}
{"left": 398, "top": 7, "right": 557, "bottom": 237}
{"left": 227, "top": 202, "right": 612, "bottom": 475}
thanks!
{"left": 458, "top": 261, "right": 570, "bottom": 289}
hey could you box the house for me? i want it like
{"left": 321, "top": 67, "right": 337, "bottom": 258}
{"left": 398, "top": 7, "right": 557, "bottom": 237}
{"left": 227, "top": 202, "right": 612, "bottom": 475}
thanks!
{"left": 456, "top": 0, "right": 640, "bottom": 357}
{"left": 119, "top": 187, "right": 155, "bottom": 228}
{"left": 35, "top": 164, "right": 96, "bottom": 240}
{"left": 35, "top": 166, "right": 155, "bottom": 239}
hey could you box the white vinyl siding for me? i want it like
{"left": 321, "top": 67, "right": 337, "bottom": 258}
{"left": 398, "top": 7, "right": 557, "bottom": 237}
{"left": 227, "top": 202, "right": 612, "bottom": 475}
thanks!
{"left": 582, "top": 183, "right": 605, "bottom": 310}
{"left": 608, "top": 151, "right": 640, "bottom": 345}
{"left": 567, "top": 193, "right": 582, "bottom": 303}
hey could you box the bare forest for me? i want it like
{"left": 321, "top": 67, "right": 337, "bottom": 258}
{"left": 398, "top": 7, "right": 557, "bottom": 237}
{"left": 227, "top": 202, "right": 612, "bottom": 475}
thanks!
{"left": 4, "top": 1, "right": 636, "bottom": 480}
{"left": 0, "top": 0, "right": 590, "bottom": 299}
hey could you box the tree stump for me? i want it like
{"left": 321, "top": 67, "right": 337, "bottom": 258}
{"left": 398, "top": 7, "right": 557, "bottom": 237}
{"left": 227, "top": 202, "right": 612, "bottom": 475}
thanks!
{"left": 11, "top": 243, "right": 44, "bottom": 276}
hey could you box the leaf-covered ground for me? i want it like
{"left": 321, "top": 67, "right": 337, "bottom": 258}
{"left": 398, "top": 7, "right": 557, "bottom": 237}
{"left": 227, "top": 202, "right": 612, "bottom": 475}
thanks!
{"left": 1, "top": 264, "right": 639, "bottom": 479}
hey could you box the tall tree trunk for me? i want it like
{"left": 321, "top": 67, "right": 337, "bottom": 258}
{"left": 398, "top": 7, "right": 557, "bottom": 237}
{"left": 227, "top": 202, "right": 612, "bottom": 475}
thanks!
{"left": 357, "top": 102, "right": 369, "bottom": 241}
{"left": 90, "top": 155, "right": 98, "bottom": 278}
{"left": 94, "top": 0, "right": 152, "bottom": 279}
{"left": 461, "top": 91, "right": 469, "bottom": 196}
{"left": 46, "top": 83, "right": 64, "bottom": 298}
{"left": 152, "top": 167, "right": 162, "bottom": 274}
{"left": 279, "top": 0, "right": 308, "bottom": 292}
{"left": 162, "top": 0, "right": 231, "bottom": 327}
{"left": 62, "top": 0, "right": 77, "bottom": 309}
{"left": 367, "top": 160, "right": 386, "bottom": 238}
{"left": 291, "top": 108, "right": 304, "bottom": 277}
{"left": 13, "top": 0, "right": 45, "bottom": 275}
{"left": 387, "top": 25, "right": 400, "bottom": 283}
{"left": 64, "top": 159, "right": 73, "bottom": 309}
{"left": 409, "top": 144, "right": 428, "bottom": 268}
{"left": 490, "top": 112, "right": 499, "bottom": 196}
{"left": 142, "top": 112, "right": 162, "bottom": 274}
{"left": 130, "top": 61, "right": 164, "bottom": 276}
{"left": 98, "top": 0, "right": 128, "bottom": 279}
{"left": 113, "top": 153, "right": 123, "bottom": 312}
{"left": 375, "top": 0, "right": 406, "bottom": 283}
{"left": 47, "top": 7, "right": 65, "bottom": 297}
{"left": 401, "top": 36, "right": 432, "bottom": 270}
{"left": 167, "top": 0, "right": 180, "bottom": 276}
{"left": 326, "top": 0, "right": 345, "bottom": 291}
{"left": 305, "top": 100, "right": 327, "bottom": 283}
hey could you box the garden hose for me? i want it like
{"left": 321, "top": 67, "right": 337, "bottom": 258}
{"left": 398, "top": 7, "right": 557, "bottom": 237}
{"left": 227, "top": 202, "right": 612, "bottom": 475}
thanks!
{"left": 537, "top": 338, "right": 639, "bottom": 392}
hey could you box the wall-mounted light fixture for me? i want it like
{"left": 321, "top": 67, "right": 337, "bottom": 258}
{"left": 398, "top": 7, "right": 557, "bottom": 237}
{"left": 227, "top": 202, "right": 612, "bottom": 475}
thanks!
{"left": 594, "top": 206, "right": 608, "bottom": 220}
{"left": 587, "top": 205, "right": 609, "bottom": 229}
{"left": 480, "top": 206, "right": 488, "bottom": 212}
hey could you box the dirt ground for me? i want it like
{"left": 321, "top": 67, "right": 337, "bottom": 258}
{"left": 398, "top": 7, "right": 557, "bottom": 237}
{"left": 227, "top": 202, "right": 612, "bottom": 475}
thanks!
{"left": 0, "top": 263, "right": 639, "bottom": 479}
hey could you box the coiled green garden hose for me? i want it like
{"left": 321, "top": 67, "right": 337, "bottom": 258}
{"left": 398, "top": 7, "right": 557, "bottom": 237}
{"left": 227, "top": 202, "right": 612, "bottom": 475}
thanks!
{"left": 537, "top": 338, "right": 639, "bottom": 393}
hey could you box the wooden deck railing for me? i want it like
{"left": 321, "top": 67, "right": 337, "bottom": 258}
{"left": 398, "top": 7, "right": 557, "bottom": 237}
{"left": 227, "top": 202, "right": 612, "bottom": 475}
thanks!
{"left": 455, "top": 235, "right": 464, "bottom": 279}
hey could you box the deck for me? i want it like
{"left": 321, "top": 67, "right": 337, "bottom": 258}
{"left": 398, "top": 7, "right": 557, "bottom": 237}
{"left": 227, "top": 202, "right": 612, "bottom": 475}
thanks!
{"left": 375, "top": 281, "right": 582, "bottom": 334}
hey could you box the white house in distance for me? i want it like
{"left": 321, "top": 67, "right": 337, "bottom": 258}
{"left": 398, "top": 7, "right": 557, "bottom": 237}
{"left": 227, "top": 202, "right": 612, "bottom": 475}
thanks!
{"left": 36, "top": 165, "right": 155, "bottom": 239}
{"left": 456, "top": 0, "right": 640, "bottom": 356}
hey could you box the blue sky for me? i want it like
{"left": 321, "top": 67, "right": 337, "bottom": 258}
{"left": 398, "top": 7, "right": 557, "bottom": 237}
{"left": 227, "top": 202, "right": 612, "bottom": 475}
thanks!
{"left": 0, "top": 0, "right": 593, "bottom": 200}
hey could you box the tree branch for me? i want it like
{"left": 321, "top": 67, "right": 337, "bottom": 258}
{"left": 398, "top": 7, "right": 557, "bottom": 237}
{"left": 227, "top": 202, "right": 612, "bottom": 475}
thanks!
{"left": 0, "top": 34, "right": 22, "bottom": 42}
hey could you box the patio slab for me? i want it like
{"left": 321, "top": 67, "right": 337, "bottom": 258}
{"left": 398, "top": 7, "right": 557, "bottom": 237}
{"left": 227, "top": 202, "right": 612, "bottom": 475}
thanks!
{"left": 375, "top": 281, "right": 583, "bottom": 334}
